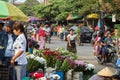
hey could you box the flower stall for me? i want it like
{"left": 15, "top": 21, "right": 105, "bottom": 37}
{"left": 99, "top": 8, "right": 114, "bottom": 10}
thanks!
{"left": 24, "top": 47, "right": 96, "bottom": 80}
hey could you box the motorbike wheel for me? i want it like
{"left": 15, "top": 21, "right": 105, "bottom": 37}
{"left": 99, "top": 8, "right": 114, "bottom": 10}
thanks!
{"left": 111, "top": 53, "right": 118, "bottom": 64}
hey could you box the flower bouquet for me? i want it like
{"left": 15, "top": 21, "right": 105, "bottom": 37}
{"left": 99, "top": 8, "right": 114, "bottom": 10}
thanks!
{"left": 60, "top": 57, "right": 74, "bottom": 72}
{"left": 55, "top": 55, "right": 65, "bottom": 71}
{"left": 27, "top": 54, "right": 45, "bottom": 72}
{"left": 43, "top": 49, "right": 59, "bottom": 68}
{"left": 73, "top": 60, "right": 87, "bottom": 72}
{"left": 84, "top": 63, "right": 95, "bottom": 74}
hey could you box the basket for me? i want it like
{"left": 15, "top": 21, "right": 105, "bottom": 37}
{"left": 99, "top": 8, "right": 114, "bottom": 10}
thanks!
{"left": 0, "top": 64, "right": 9, "bottom": 80}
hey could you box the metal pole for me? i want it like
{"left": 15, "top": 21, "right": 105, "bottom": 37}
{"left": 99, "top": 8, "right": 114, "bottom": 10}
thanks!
{"left": 13, "top": 0, "right": 14, "bottom": 4}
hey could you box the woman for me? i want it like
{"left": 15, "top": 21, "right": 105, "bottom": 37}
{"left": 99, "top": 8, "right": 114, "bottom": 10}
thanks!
{"left": 67, "top": 29, "right": 77, "bottom": 53}
{"left": 11, "top": 22, "right": 27, "bottom": 80}
{"left": 38, "top": 25, "right": 45, "bottom": 49}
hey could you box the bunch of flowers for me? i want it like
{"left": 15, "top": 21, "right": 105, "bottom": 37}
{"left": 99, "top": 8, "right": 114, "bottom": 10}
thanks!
{"left": 73, "top": 60, "right": 87, "bottom": 72}
{"left": 27, "top": 54, "right": 46, "bottom": 72}
{"left": 43, "top": 49, "right": 59, "bottom": 67}
{"left": 56, "top": 55, "right": 65, "bottom": 70}
{"left": 60, "top": 57, "right": 74, "bottom": 72}
{"left": 84, "top": 63, "right": 95, "bottom": 74}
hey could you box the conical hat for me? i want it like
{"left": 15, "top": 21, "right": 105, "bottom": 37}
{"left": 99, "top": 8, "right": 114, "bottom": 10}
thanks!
{"left": 97, "top": 67, "right": 114, "bottom": 77}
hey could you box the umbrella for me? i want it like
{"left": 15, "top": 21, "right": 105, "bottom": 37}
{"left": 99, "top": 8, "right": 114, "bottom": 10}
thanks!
{"left": 66, "top": 13, "right": 80, "bottom": 20}
{"left": 87, "top": 13, "right": 99, "bottom": 19}
{"left": 28, "top": 17, "right": 40, "bottom": 22}
{"left": 0, "top": 1, "right": 28, "bottom": 22}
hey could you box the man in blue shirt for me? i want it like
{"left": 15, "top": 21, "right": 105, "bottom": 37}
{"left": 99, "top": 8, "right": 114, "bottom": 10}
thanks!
{"left": 1, "top": 20, "right": 16, "bottom": 80}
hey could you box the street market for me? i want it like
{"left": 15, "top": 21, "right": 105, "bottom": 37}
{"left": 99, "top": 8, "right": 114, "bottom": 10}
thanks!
{"left": 0, "top": 0, "right": 120, "bottom": 80}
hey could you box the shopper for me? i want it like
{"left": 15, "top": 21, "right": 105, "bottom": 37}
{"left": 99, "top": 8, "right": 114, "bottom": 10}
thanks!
{"left": 67, "top": 29, "right": 77, "bottom": 53}
{"left": 1, "top": 20, "right": 16, "bottom": 80}
{"left": 11, "top": 22, "right": 27, "bottom": 80}
{"left": 38, "top": 25, "right": 45, "bottom": 49}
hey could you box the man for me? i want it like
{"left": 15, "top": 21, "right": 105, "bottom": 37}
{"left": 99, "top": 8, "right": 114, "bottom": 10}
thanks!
{"left": 1, "top": 20, "right": 16, "bottom": 80}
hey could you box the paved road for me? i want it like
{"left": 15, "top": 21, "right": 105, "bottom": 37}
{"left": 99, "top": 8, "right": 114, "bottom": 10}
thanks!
{"left": 46, "top": 37, "right": 116, "bottom": 73}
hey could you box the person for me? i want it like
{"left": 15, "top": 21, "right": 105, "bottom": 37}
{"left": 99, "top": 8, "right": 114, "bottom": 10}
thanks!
{"left": 38, "top": 25, "right": 45, "bottom": 49}
{"left": 67, "top": 29, "right": 77, "bottom": 53}
{"left": 11, "top": 22, "right": 27, "bottom": 80}
{"left": 71, "top": 24, "right": 78, "bottom": 31}
{"left": 59, "top": 26, "right": 65, "bottom": 41}
{"left": 0, "top": 22, "right": 4, "bottom": 59}
{"left": 115, "top": 58, "right": 120, "bottom": 75}
{"left": 89, "top": 67, "right": 114, "bottom": 80}
{"left": 1, "top": 20, "right": 16, "bottom": 80}
{"left": 112, "top": 75, "right": 120, "bottom": 80}
{"left": 105, "top": 32, "right": 112, "bottom": 45}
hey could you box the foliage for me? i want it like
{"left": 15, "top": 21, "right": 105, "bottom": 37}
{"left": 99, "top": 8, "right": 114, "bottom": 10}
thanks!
{"left": 32, "top": 0, "right": 99, "bottom": 21}
{"left": 55, "top": 55, "right": 65, "bottom": 71}
{"left": 101, "top": 0, "right": 120, "bottom": 19}
{"left": 56, "top": 47, "right": 77, "bottom": 60}
{"left": 18, "top": 0, "right": 39, "bottom": 16}
{"left": 26, "top": 54, "right": 45, "bottom": 72}
{"left": 43, "top": 49, "right": 59, "bottom": 67}
{"left": 60, "top": 58, "right": 74, "bottom": 72}
{"left": 114, "top": 24, "right": 120, "bottom": 37}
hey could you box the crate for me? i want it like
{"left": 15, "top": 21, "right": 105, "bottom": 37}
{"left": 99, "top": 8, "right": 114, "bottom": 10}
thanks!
{"left": 0, "top": 64, "right": 9, "bottom": 80}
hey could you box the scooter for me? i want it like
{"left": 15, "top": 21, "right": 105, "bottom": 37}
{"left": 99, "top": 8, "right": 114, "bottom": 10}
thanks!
{"left": 96, "top": 44, "right": 118, "bottom": 64}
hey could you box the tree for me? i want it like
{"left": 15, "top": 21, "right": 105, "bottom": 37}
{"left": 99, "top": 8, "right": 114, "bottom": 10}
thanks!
{"left": 18, "top": 0, "right": 39, "bottom": 16}
{"left": 20, "top": 0, "right": 100, "bottom": 21}
{"left": 100, "top": 0, "right": 120, "bottom": 19}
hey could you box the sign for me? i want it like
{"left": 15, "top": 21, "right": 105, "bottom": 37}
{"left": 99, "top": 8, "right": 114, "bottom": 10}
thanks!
{"left": 112, "top": 14, "right": 116, "bottom": 22}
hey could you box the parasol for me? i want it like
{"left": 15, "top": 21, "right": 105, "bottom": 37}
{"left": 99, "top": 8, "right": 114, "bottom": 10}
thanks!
{"left": 66, "top": 13, "right": 80, "bottom": 20}
{"left": 87, "top": 13, "right": 99, "bottom": 19}
{"left": 0, "top": 1, "right": 28, "bottom": 22}
{"left": 28, "top": 17, "right": 40, "bottom": 22}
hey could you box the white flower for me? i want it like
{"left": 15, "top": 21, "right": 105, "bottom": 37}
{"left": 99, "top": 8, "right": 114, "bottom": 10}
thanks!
{"left": 34, "top": 56, "right": 46, "bottom": 64}
{"left": 86, "top": 63, "right": 95, "bottom": 70}
{"left": 27, "top": 54, "right": 35, "bottom": 59}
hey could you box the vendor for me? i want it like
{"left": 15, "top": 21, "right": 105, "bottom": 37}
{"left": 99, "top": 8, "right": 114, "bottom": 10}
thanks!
{"left": 89, "top": 67, "right": 114, "bottom": 80}
{"left": 112, "top": 75, "right": 120, "bottom": 80}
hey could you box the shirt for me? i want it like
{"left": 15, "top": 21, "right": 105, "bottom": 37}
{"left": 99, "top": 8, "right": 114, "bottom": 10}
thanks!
{"left": 67, "top": 34, "right": 76, "bottom": 41}
{"left": 5, "top": 34, "right": 14, "bottom": 57}
{"left": 13, "top": 33, "right": 27, "bottom": 65}
{"left": 39, "top": 29, "right": 45, "bottom": 37}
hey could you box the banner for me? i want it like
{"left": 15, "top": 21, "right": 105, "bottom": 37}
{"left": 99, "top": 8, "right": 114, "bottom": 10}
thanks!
{"left": 112, "top": 14, "right": 116, "bottom": 22}
{"left": 97, "top": 19, "right": 102, "bottom": 28}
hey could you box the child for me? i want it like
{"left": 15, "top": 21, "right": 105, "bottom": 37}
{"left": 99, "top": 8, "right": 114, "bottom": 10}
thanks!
{"left": 33, "top": 44, "right": 40, "bottom": 55}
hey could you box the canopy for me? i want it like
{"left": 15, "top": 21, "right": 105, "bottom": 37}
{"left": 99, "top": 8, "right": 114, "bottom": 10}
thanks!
{"left": 66, "top": 13, "right": 80, "bottom": 20}
{"left": 87, "top": 13, "right": 99, "bottom": 19}
{"left": 0, "top": 1, "right": 28, "bottom": 22}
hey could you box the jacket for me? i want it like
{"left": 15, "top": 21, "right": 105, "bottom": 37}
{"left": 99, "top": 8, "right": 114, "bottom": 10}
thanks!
{"left": 0, "top": 31, "right": 16, "bottom": 60}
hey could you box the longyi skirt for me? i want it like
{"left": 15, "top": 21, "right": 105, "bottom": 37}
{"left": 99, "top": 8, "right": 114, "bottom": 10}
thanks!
{"left": 67, "top": 43, "right": 77, "bottom": 53}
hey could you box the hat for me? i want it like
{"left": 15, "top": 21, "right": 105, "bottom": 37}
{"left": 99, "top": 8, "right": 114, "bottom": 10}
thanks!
{"left": 97, "top": 67, "right": 114, "bottom": 77}
{"left": 5, "top": 20, "right": 14, "bottom": 27}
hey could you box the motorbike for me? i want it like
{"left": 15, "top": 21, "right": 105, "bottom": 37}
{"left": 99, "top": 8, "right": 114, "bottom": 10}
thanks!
{"left": 96, "top": 44, "right": 118, "bottom": 64}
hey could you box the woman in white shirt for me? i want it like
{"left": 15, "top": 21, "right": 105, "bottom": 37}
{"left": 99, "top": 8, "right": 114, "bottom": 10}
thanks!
{"left": 11, "top": 22, "right": 27, "bottom": 80}
{"left": 67, "top": 29, "right": 77, "bottom": 53}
